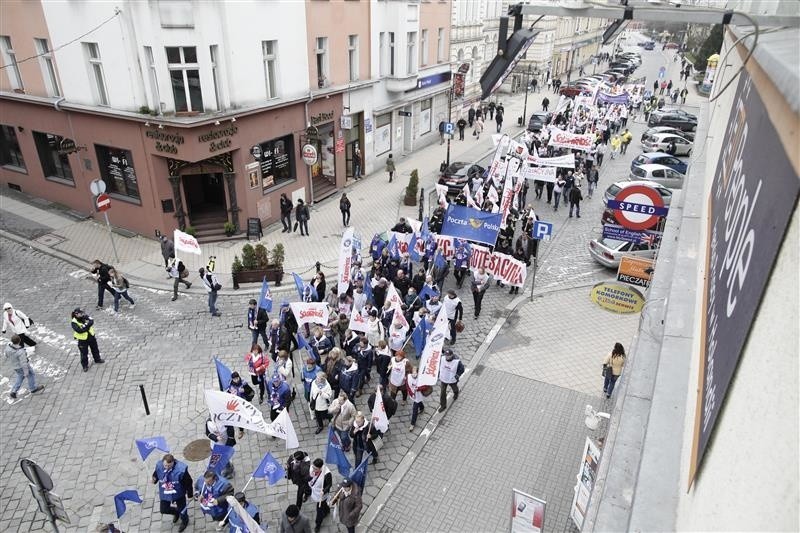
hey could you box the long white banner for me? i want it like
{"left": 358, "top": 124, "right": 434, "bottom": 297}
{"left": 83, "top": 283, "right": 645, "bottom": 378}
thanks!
{"left": 205, "top": 390, "right": 269, "bottom": 433}
{"left": 521, "top": 165, "right": 558, "bottom": 183}
{"left": 338, "top": 227, "right": 354, "bottom": 296}
{"left": 289, "top": 302, "right": 330, "bottom": 327}
{"left": 469, "top": 245, "right": 528, "bottom": 287}
{"left": 527, "top": 152, "right": 576, "bottom": 169}
{"left": 547, "top": 129, "right": 594, "bottom": 152}
{"left": 416, "top": 306, "right": 450, "bottom": 386}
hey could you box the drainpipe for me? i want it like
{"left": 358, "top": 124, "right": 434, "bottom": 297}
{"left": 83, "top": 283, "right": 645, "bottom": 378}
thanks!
{"left": 53, "top": 97, "right": 66, "bottom": 111}
{"left": 303, "top": 90, "right": 315, "bottom": 205}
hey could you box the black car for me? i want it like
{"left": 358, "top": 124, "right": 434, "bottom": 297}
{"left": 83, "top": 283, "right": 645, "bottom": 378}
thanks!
{"left": 647, "top": 109, "right": 698, "bottom": 132}
{"left": 527, "top": 112, "right": 551, "bottom": 132}
{"left": 438, "top": 162, "right": 485, "bottom": 197}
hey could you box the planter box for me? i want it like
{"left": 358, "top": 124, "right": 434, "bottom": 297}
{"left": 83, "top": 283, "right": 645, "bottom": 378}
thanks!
{"left": 232, "top": 267, "right": 284, "bottom": 289}
{"left": 403, "top": 194, "right": 417, "bottom": 206}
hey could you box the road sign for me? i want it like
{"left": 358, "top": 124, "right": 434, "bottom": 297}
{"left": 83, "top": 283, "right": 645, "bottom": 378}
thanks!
{"left": 531, "top": 220, "right": 553, "bottom": 240}
{"left": 21, "top": 459, "right": 54, "bottom": 490}
{"left": 89, "top": 178, "right": 106, "bottom": 196}
{"left": 443, "top": 122, "right": 455, "bottom": 135}
{"left": 606, "top": 184, "right": 668, "bottom": 231}
{"left": 398, "top": 111, "right": 412, "bottom": 117}
{"left": 301, "top": 144, "right": 318, "bottom": 165}
{"left": 96, "top": 193, "right": 111, "bottom": 212}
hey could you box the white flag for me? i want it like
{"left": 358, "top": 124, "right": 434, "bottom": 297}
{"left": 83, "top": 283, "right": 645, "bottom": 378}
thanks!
{"left": 225, "top": 496, "right": 266, "bottom": 533}
{"left": 204, "top": 390, "right": 269, "bottom": 433}
{"left": 173, "top": 229, "right": 201, "bottom": 255}
{"left": 416, "top": 307, "right": 449, "bottom": 386}
{"left": 435, "top": 184, "right": 449, "bottom": 208}
{"left": 289, "top": 302, "right": 330, "bottom": 327}
{"left": 338, "top": 227, "right": 355, "bottom": 296}
{"left": 264, "top": 408, "right": 300, "bottom": 449}
{"left": 463, "top": 184, "right": 479, "bottom": 209}
{"left": 348, "top": 311, "right": 369, "bottom": 333}
{"left": 371, "top": 385, "right": 389, "bottom": 432}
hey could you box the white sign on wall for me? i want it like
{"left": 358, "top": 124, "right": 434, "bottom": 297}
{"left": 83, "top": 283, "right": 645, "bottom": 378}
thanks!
{"left": 374, "top": 124, "right": 391, "bottom": 155}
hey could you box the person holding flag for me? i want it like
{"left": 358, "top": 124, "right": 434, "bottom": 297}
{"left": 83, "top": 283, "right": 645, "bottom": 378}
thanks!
{"left": 194, "top": 470, "right": 235, "bottom": 527}
{"left": 452, "top": 240, "right": 472, "bottom": 289}
{"left": 247, "top": 299, "right": 269, "bottom": 347}
{"left": 226, "top": 492, "right": 261, "bottom": 533}
{"left": 309, "top": 458, "right": 333, "bottom": 533}
{"left": 268, "top": 374, "right": 292, "bottom": 422}
{"left": 245, "top": 344, "right": 269, "bottom": 404}
{"left": 387, "top": 350, "right": 412, "bottom": 404}
{"left": 332, "top": 478, "right": 363, "bottom": 533}
{"left": 442, "top": 289, "right": 464, "bottom": 346}
{"left": 301, "top": 357, "right": 323, "bottom": 403}
{"left": 152, "top": 454, "right": 193, "bottom": 532}
{"left": 407, "top": 367, "right": 428, "bottom": 432}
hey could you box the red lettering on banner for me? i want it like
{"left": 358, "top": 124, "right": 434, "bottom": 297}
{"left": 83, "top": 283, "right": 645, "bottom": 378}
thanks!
{"left": 342, "top": 257, "right": 351, "bottom": 284}
{"left": 398, "top": 242, "right": 409, "bottom": 254}
{"left": 426, "top": 350, "right": 441, "bottom": 376}
{"left": 299, "top": 309, "right": 323, "bottom": 319}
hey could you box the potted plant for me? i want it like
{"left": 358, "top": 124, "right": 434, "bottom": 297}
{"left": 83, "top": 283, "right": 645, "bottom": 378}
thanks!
{"left": 231, "top": 242, "right": 285, "bottom": 289}
{"left": 404, "top": 169, "right": 419, "bottom": 206}
{"left": 183, "top": 226, "right": 197, "bottom": 237}
{"left": 265, "top": 243, "right": 285, "bottom": 285}
{"left": 224, "top": 221, "right": 236, "bottom": 237}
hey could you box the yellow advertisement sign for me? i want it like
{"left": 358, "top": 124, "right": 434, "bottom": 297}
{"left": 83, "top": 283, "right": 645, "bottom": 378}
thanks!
{"left": 590, "top": 281, "right": 645, "bottom": 314}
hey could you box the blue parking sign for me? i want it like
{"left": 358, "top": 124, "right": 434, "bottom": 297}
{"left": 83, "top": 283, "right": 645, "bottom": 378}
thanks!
{"left": 531, "top": 220, "right": 553, "bottom": 240}
{"left": 444, "top": 122, "right": 455, "bottom": 135}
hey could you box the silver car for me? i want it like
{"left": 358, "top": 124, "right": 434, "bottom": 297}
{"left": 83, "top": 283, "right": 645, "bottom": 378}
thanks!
{"left": 641, "top": 133, "right": 693, "bottom": 156}
{"left": 588, "top": 237, "right": 658, "bottom": 269}
{"left": 628, "top": 163, "right": 685, "bottom": 189}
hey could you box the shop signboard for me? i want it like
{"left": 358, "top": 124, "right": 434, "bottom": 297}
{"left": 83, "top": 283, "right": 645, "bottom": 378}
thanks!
{"left": 510, "top": 489, "right": 545, "bottom": 533}
{"left": 589, "top": 281, "right": 645, "bottom": 314}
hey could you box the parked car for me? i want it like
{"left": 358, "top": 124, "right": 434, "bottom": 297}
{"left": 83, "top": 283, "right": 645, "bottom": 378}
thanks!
{"left": 641, "top": 126, "right": 695, "bottom": 143}
{"left": 438, "top": 162, "right": 485, "bottom": 197}
{"left": 643, "top": 41, "right": 656, "bottom": 50}
{"left": 641, "top": 133, "right": 693, "bottom": 156}
{"left": 559, "top": 82, "right": 592, "bottom": 97}
{"left": 647, "top": 109, "right": 698, "bottom": 131}
{"left": 527, "top": 112, "right": 551, "bottom": 132}
{"left": 631, "top": 152, "right": 688, "bottom": 174}
{"left": 601, "top": 180, "right": 673, "bottom": 225}
{"left": 628, "top": 163, "right": 685, "bottom": 189}
{"left": 664, "top": 42, "right": 680, "bottom": 49}
{"left": 588, "top": 237, "right": 658, "bottom": 268}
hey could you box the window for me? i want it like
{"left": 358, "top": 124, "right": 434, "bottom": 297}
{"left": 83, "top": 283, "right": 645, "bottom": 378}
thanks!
{"left": 437, "top": 28, "right": 445, "bottom": 63}
{"left": 348, "top": 35, "right": 359, "bottom": 82}
{"left": 166, "top": 46, "right": 203, "bottom": 112}
{"left": 83, "top": 43, "right": 109, "bottom": 106}
{"left": 406, "top": 32, "right": 417, "bottom": 75}
{"left": 33, "top": 132, "right": 73, "bottom": 183}
{"left": 95, "top": 145, "right": 139, "bottom": 201}
{"left": 261, "top": 40, "right": 278, "bottom": 98}
{"left": 0, "top": 36, "right": 23, "bottom": 90}
{"left": 407, "top": 4, "right": 418, "bottom": 21}
{"left": 419, "top": 99, "right": 432, "bottom": 135}
{"left": 34, "top": 38, "right": 60, "bottom": 97}
{"left": 144, "top": 47, "right": 161, "bottom": 113}
{"left": 420, "top": 29, "right": 428, "bottom": 67}
{"left": 315, "top": 37, "right": 328, "bottom": 87}
{"left": 379, "top": 32, "right": 386, "bottom": 76}
{"left": 209, "top": 45, "right": 221, "bottom": 110}
{"left": 256, "top": 134, "right": 295, "bottom": 193}
{"left": 374, "top": 113, "right": 392, "bottom": 155}
{"left": 389, "top": 32, "right": 395, "bottom": 76}
{"left": 0, "top": 125, "right": 25, "bottom": 170}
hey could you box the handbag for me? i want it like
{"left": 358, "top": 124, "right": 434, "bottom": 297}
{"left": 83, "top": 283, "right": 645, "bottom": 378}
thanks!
{"left": 602, "top": 364, "right": 610, "bottom": 378}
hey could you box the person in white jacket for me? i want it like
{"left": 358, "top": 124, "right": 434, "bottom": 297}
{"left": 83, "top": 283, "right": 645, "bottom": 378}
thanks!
{"left": 310, "top": 372, "right": 333, "bottom": 434}
{"left": 275, "top": 350, "right": 295, "bottom": 398}
{"left": 2, "top": 303, "right": 36, "bottom": 349}
{"left": 387, "top": 320, "right": 408, "bottom": 355}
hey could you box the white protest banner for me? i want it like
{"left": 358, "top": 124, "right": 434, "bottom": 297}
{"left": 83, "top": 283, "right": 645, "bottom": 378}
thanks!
{"left": 508, "top": 139, "right": 529, "bottom": 159}
{"left": 432, "top": 234, "right": 455, "bottom": 259}
{"left": 385, "top": 283, "right": 403, "bottom": 310}
{"left": 264, "top": 407, "right": 300, "bottom": 449}
{"left": 389, "top": 231, "right": 414, "bottom": 256}
{"left": 173, "top": 229, "right": 201, "bottom": 255}
{"left": 521, "top": 165, "right": 557, "bottom": 183}
{"left": 554, "top": 95, "right": 571, "bottom": 114}
{"left": 464, "top": 184, "right": 480, "bottom": 209}
{"left": 500, "top": 171, "right": 516, "bottom": 227}
{"left": 226, "top": 496, "right": 267, "bottom": 533}
{"left": 205, "top": 390, "right": 269, "bottom": 433}
{"left": 348, "top": 311, "right": 369, "bottom": 333}
{"left": 548, "top": 130, "right": 594, "bottom": 152}
{"left": 289, "top": 302, "right": 330, "bottom": 327}
{"left": 527, "top": 152, "right": 575, "bottom": 168}
{"left": 370, "top": 385, "right": 389, "bottom": 432}
{"left": 469, "top": 245, "right": 528, "bottom": 287}
{"left": 435, "top": 184, "right": 449, "bottom": 208}
{"left": 405, "top": 217, "right": 422, "bottom": 234}
{"left": 416, "top": 307, "right": 449, "bottom": 386}
{"left": 338, "top": 227, "right": 355, "bottom": 296}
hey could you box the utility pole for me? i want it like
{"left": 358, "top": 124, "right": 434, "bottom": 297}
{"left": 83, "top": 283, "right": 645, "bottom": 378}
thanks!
{"left": 445, "top": 74, "right": 454, "bottom": 168}
{"left": 522, "top": 64, "right": 531, "bottom": 129}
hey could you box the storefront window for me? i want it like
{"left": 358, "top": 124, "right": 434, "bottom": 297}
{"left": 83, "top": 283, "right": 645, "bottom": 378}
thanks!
{"left": 257, "top": 133, "right": 295, "bottom": 194}
{"left": 374, "top": 113, "right": 392, "bottom": 155}
{"left": 33, "top": 131, "right": 73, "bottom": 183}
{"left": 0, "top": 124, "right": 25, "bottom": 170}
{"left": 419, "top": 99, "right": 432, "bottom": 135}
{"left": 95, "top": 144, "right": 140, "bottom": 201}
{"left": 310, "top": 123, "right": 336, "bottom": 182}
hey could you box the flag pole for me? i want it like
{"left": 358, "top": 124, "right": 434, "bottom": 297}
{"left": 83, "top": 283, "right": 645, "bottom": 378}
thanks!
{"left": 218, "top": 474, "right": 255, "bottom": 526}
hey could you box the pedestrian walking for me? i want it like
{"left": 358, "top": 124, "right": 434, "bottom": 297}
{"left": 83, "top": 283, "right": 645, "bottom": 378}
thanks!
{"left": 541, "top": 96, "right": 550, "bottom": 112}
{"left": 680, "top": 87, "right": 688, "bottom": 104}
{"left": 474, "top": 117, "right": 484, "bottom": 140}
{"left": 301, "top": 357, "right": 323, "bottom": 402}
{"left": 587, "top": 166, "right": 599, "bottom": 199}
{"left": 90, "top": 259, "right": 115, "bottom": 309}
{"left": 659, "top": 80, "right": 667, "bottom": 95}
{"left": 4, "top": 335, "right": 45, "bottom": 399}
{"left": 310, "top": 372, "right": 333, "bottom": 434}
{"left": 553, "top": 175, "right": 565, "bottom": 212}
{"left": 495, "top": 108, "right": 504, "bottom": 133}
{"left": 328, "top": 390, "right": 357, "bottom": 450}
{"left": 532, "top": 78, "right": 538, "bottom": 92}
{"left": 602, "top": 342, "right": 626, "bottom": 398}
{"left": 71, "top": 308, "right": 104, "bottom": 372}
{"left": 280, "top": 504, "right": 312, "bottom": 533}
{"left": 108, "top": 268, "right": 135, "bottom": 313}
{"left": 167, "top": 258, "right": 192, "bottom": 301}
{"left": 569, "top": 185, "right": 583, "bottom": 218}
{"left": 199, "top": 267, "right": 222, "bottom": 317}
{"left": 2, "top": 303, "right": 37, "bottom": 348}
{"left": 280, "top": 193, "right": 293, "bottom": 233}
{"left": 387, "top": 350, "right": 412, "bottom": 404}
{"left": 471, "top": 267, "right": 490, "bottom": 318}
{"left": 295, "top": 199, "right": 310, "bottom": 236}
{"left": 610, "top": 134, "right": 621, "bottom": 159}
{"left": 331, "top": 478, "right": 362, "bottom": 533}
{"left": 152, "top": 454, "right": 192, "bottom": 532}
{"left": 596, "top": 142, "right": 606, "bottom": 167}
{"left": 268, "top": 374, "right": 292, "bottom": 421}
{"left": 352, "top": 147, "right": 362, "bottom": 180}
{"left": 488, "top": 101, "right": 495, "bottom": 120}
{"left": 194, "top": 471, "right": 234, "bottom": 527}
{"left": 307, "top": 458, "right": 332, "bottom": 533}
{"left": 467, "top": 106, "right": 475, "bottom": 127}
{"left": 406, "top": 366, "right": 428, "bottom": 431}
{"left": 246, "top": 299, "right": 268, "bottom": 347}
{"left": 653, "top": 80, "right": 659, "bottom": 93}
{"left": 245, "top": 344, "right": 269, "bottom": 403}
{"left": 339, "top": 193, "right": 351, "bottom": 227}
{"left": 457, "top": 117, "right": 467, "bottom": 140}
{"left": 385, "top": 154, "right": 396, "bottom": 183}
{"left": 159, "top": 234, "right": 175, "bottom": 268}
{"left": 227, "top": 492, "right": 261, "bottom": 533}
{"left": 438, "top": 348, "right": 464, "bottom": 412}
{"left": 286, "top": 451, "right": 312, "bottom": 509}
{"left": 442, "top": 289, "right": 463, "bottom": 345}
{"left": 620, "top": 128, "right": 632, "bottom": 154}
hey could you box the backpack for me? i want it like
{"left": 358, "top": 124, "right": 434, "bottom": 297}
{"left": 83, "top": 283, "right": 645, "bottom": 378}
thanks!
{"left": 206, "top": 274, "right": 222, "bottom": 292}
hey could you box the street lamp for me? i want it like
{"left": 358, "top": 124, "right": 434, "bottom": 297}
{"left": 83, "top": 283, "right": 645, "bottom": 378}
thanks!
{"left": 521, "top": 64, "right": 532, "bottom": 129}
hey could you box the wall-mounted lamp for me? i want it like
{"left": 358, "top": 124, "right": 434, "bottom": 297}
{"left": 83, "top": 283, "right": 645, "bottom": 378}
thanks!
{"left": 144, "top": 121, "right": 150, "bottom": 127}
{"left": 230, "top": 117, "right": 237, "bottom": 123}
{"left": 214, "top": 120, "right": 220, "bottom": 126}
{"left": 158, "top": 124, "right": 164, "bottom": 130}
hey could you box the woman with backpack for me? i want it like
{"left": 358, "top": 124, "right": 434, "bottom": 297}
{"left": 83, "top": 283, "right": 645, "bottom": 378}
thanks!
{"left": 108, "top": 268, "right": 135, "bottom": 313}
{"left": 602, "top": 343, "right": 626, "bottom": 398}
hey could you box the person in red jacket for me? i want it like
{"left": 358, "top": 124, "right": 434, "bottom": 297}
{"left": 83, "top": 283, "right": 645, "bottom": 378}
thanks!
{"left": 245, "top": 344, "right": 269, "bottom": 404}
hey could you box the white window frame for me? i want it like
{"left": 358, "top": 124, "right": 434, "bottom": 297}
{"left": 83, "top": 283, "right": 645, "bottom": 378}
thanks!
{"left": 315, "top": 37, "right": 329, "bottom": 87}
{"left": 437, "top": 28, "right": 445, "bottom": 63}
{"left": 261, "top": 40, "right": 278, "bottom": 99}
{"left": 143, "top": 46, "right": 161, "bottom": 113}
{"left": 210, "top": 45, "right": 223, "bottom": 110}
{"left": 420, "top": 29, "right": 428, "bottom": 67}
{"left": 34, "top": 38, "right": 60, "bottom": 97}
{"left": 379, "top": 32, "right": 386, "bottom": 77}
{"left": 83, "top": 42, "right": 109, "bottom": 106}
{"left": 389, "top": 32, "right": 395, "bottom": 76}
{"left": 166, "top": 46, "right": 203, "bottom": 113}
{"left": 0, "top": 36, "right": 24, "bottom": 91}
{"left": 348, "top": 35, "right": 359, "bottom": 82}
{"left": 406, "top": 32, "right": 417, "bottom": 75}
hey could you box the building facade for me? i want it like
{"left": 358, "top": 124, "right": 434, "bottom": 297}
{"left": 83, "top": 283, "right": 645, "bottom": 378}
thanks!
{"left": 0, "top": 0, "right": 451, "bottom": 240}
{"left": 450, "top": 0, "right": 488, "bottom": 109}
{"left": 550, "top": 16, "right": 604, "bottom": 82}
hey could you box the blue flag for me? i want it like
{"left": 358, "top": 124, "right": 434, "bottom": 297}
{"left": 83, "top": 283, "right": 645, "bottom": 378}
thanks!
{"left": 304, "top": 283, "right": 318, "bottom": 302}
{"left": 363, "top": 276, "right": 373, "bottom": 304}
{"left": 134, "top": 436, "right": 169, "bottom": 461}
{"left": 440, "top": 204, "right": 502, "bottom": 246}
{"left": 408, "top": 232, "right": 422, "bottom": 262}
{"left": 297, "top": 333, "right": 312, "bottom": 355}
{"left": 411, "top": 319, "right": 428, "bottom": 354}
{"left": 350, "top": 454, "right": 371, "bottom": 490}
{"left": 388, "top": 234, "right": 400, "bottom": 259}
{"left": 292, "top": 272, "right": 305, "bottom": 300}
{"left": 114, "top": 489, "right": 142, "bottom": 518}
{"left": 420, "top": 216, "right": 431, "bottom": 242}
{"left": 433, "top": 250, "right": 447, "bottom": 271}
{"left": 326, "top": 426, "right": 352, "bottom": 477}
{"left": 207, "top": 443, "right": 235, "bottom": 476}
{"left": 259, "top": 277, "right": 273, "bottom": 312}
{"left": 214, "top": 357, "right": 233, "bottom": 391}
{"left": 252, "top": 452, "right": 285, "bottom": 485}
{"left": 418, "top": 283, "right": 439, "bottom": 303}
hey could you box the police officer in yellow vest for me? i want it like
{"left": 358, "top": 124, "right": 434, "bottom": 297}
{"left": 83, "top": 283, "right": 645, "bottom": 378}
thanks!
{"left": 71, "top": 308, "right": 104, "bottom": 372}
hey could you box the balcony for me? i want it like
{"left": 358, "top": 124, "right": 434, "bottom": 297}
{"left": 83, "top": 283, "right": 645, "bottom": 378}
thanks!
{"left": 385, "top": 73, "right": 419, "bottom": 92}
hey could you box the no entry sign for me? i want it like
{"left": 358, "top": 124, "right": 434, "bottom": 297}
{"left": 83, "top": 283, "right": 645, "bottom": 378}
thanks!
{"left": 96, "top": 193, "right": 111, "bottom": 212}
{"left": 607, "top": 184, "right": 668, "bottom": 230}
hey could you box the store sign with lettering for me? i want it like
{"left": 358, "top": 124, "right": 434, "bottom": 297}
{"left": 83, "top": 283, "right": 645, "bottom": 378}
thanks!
{"left": 310, "top": 111, "right": 334, "bottom": 126}
{"left": 146, "top": 130, "right": 185, "bottom": 154}
{"left": 199, "top": 125, "right": 238, "bottom": 153}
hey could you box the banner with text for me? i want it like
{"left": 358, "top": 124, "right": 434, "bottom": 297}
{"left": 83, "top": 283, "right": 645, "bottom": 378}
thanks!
{"left": 547, "top": 130, "right": 594, "bottom": 152}
{"left": 338, "top": 227, "right": 354, "bottom": 295}
{"left": 440, "top": 205, "right": 502, "bottom": 247}
{"left": 521, "top": 165, "right": 557, "bottom": 183}
{"left": 289, "top": 302, "right": 330, "bottom": 327}
{"left": 469, "top": 245, "right": 527, "bottom": 287}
